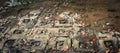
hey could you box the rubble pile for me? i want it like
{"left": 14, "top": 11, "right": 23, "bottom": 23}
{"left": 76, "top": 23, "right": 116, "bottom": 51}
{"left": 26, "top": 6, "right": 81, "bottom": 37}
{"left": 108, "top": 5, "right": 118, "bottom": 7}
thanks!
{"left": 0, "top": 0, "right": 120, "bottom": 53}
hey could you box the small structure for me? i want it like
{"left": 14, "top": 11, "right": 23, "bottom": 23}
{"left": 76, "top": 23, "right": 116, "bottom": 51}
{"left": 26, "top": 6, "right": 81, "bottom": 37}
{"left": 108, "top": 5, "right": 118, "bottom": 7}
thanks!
{"left": 18, "top": 10, "right": 40, "bottom": 28}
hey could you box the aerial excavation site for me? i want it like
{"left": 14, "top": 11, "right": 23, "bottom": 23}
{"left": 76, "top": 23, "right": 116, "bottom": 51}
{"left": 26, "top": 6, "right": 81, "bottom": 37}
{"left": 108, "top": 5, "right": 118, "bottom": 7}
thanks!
{"left": 0, "top": 0, "right": 120, "bottom": 53}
